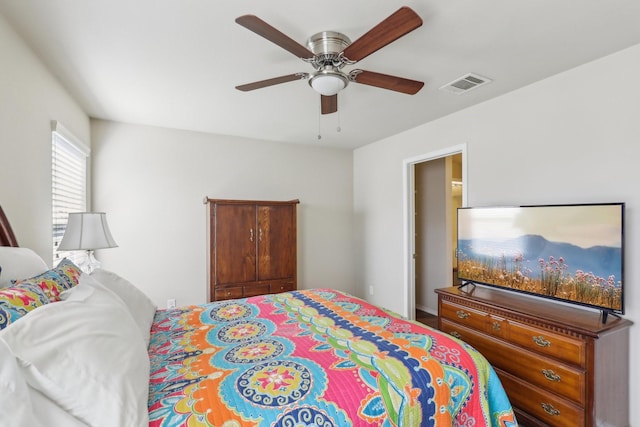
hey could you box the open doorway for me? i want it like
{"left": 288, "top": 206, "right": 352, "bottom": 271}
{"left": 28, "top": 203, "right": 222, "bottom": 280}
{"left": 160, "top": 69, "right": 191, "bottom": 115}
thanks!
{"left": 402, "top": 144, "right": 466, "bottom": 320}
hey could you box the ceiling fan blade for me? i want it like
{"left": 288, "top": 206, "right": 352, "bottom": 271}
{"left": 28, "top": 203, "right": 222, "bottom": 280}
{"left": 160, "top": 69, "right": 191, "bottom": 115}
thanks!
{"left": 236, "top": 73, "right": 307, "bottom": 92}
{"left": 351, "top": 70, "right": 424, "bottom": 94}
{"left": 236, "top": 15, "right": 315, "bottom": 59}
{"left": 341, "top": 7, "right": 422, "bottom": 63}
{"left": 321, "top": 95, "right": 338, "bottom": 115}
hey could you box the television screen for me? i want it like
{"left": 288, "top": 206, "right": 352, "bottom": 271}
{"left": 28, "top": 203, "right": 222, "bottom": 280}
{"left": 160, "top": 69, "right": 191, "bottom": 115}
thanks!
{"left": 456, "top": 203, "right": 624, "bottom": 314}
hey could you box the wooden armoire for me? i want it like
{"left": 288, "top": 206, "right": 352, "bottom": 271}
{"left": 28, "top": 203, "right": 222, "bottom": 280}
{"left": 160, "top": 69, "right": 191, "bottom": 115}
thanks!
{"left": 205, "top": 198, "right": 299, "bottom": 301}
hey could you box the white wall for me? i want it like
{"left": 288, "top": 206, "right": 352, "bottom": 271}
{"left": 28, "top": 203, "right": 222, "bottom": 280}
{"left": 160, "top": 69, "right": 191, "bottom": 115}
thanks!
{"left": 354, "top": 43, "right": 640, "bottom": 422}
{"left": 0, "top": 14, "right": 89, "bottom": 263}
{"left": 91, "top": 120, "right": 355, "bottom": 308}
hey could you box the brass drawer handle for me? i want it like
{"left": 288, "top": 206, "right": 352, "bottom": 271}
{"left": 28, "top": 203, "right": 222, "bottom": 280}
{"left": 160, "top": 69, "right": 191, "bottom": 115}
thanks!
{"left": 533, "top": 335, "right": 551, "bottom": 347}
{"left": 450, "top": 331, "right": 462, "bottom": 339}
{"left": 492, "top": 321, "right": 501, "bottom": 331}
{"left": 541, "top": 402, "right": 560, "bottom": 416}
{"left": 456, "top": 310, "right": 470, "bottom": 319}
{"left": 542, "top": 369, "right": 561, "bottom": 382}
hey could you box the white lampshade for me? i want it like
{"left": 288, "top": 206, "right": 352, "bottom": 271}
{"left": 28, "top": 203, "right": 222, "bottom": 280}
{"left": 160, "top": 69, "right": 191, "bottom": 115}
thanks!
{"left": 310, "top": 74, "right": 347, "bottom": 96}
{"left": 58, "top": 212, "right": 118, "bottom": 251}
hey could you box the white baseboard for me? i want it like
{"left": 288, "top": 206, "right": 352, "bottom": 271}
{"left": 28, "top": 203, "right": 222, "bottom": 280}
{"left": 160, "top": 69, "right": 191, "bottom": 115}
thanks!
{"left": 415, "top": 304, "right": 437, "bottom": 316}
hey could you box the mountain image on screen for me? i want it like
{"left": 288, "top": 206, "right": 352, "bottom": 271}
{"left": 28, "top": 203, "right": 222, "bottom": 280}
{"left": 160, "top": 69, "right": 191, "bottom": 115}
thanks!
{"left": 458, "top": 234, "right": 622, "bottom": 284}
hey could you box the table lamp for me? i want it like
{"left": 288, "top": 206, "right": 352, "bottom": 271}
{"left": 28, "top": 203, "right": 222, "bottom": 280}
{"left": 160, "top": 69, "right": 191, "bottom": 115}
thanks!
{"left": 57, "top": 212, "right": 118, "bottom": 273}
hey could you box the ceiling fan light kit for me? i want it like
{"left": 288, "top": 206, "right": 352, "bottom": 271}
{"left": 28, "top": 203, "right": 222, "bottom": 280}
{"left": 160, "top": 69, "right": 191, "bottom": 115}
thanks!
{"left": 309, "top": 69, "right": 348, "bottom": 96}
{"left": 235, "top": 6, "right": 424, "bottom": 115}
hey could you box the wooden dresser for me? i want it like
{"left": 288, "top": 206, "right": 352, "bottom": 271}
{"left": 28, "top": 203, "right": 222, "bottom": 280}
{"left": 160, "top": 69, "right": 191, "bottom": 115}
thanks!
{"left": 206, "top": 198, "right": 299, "bottom": 301}
{"left": 435, "top": 286, "right": 631, "bottom": 427}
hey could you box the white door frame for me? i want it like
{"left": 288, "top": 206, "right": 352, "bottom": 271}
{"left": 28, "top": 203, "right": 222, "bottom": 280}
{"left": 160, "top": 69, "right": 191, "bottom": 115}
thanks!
{"left": 402, "top": 143, "right": 467, "bottom": 319}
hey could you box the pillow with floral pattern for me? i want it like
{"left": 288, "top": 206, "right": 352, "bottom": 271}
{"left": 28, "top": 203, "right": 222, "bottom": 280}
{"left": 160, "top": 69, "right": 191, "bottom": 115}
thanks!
{"left": 15, "top": 259, "right": 82, "bottom": 302}
{"left": 0, "top": 283, "right": 50, "bottom": 330}
{"left": 54, "top": 258, "right": 82, "bottom": 290}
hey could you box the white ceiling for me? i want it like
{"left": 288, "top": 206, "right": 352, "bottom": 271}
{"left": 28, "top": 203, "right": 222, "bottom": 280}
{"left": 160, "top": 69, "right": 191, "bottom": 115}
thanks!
{"left": 2, "top": 0, "right": 640, "bottom": 150}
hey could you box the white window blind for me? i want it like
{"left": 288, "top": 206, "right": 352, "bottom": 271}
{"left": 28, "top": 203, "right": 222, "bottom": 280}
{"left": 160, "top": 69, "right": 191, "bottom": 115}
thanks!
{"left": 52, "top": 121, "right": 89, "bottom": 265}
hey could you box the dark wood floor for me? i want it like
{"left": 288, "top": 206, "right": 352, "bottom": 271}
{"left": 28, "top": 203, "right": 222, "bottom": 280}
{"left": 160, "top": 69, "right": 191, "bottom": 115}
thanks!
{"left": 416, "top": 309, "right": 438, "bottom": 329}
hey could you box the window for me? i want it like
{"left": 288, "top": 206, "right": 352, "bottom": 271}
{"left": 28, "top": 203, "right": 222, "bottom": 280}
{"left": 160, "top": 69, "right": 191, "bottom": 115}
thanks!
{"left": 52, "top": 121, "right": 90, "bottom": 265}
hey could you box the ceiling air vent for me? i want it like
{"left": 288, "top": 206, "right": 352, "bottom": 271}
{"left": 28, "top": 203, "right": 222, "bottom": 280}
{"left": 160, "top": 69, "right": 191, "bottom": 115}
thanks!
{"left": 439, "top": 73, "right": 492, "bottom": 94}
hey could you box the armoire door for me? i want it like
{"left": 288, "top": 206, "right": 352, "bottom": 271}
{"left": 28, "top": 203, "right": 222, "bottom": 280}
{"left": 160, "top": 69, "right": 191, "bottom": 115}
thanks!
{"left": 257, "top": 204, "right": 295, "bottom": 281}
{"left": 214, "top": 204, "right": 256, "bottom": 284}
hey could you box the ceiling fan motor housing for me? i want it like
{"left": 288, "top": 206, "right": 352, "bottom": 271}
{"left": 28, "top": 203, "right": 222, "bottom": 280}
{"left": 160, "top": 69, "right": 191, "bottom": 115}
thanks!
{"left": 306, "top": 31, "right": 352, "bottom": 95}
{"left": 307, "top": 31, "right": 351, "bottom": 60}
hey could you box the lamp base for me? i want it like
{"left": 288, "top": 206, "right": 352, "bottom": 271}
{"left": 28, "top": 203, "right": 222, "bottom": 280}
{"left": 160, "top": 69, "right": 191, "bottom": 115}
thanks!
{"left": 77, "top": 250, "right": 101, "bottom": 274}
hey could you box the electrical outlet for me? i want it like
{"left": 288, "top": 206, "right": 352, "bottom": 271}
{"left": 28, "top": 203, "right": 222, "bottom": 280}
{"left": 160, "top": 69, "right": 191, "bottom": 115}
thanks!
{"left": 368, "top": 286, "right": 374, "bottom": 296}
{"left": 167, "top": 298, "right": 176, "bottom": 309}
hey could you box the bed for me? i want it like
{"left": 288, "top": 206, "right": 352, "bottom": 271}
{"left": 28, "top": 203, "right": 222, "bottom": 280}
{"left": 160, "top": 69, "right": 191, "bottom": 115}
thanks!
{"left": 0, "top": 205, "right": 517, "bottom": 427}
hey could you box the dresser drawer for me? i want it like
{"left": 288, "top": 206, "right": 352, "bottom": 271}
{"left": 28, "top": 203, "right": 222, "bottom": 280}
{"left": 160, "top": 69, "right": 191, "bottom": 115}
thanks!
{"left": 486, "top": 313, "right": 509, "bottom": 339}
{"left": 440, "top": 319, "right": 585, "bottom": 404}
{"left": 440, "top": 300, "right": 488, "bottom": 332}
{"left": 497, "top": 369, "right": 584, "bottom": 427}
{"left": 508, "top": 320, "right": 586, "bottom": 367}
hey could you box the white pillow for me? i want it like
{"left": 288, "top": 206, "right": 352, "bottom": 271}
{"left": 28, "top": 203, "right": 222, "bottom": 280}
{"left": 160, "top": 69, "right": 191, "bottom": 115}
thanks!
{"left": 0, "top": 339, "right": 46, "bottom": 427}
{"left": 0, "top": 277, "right": 150, "bottom": 427}
{"left": 90, "top": 269, "right": 157, "bottom": 347}
{"left": 29, "top": 386, "right": 89, "bottom": 427}
{"left": 0, "top": 338, "right": 87, "bottom": 427}
{"left": 0, "top": 247, "right": 48, "bottom": 288}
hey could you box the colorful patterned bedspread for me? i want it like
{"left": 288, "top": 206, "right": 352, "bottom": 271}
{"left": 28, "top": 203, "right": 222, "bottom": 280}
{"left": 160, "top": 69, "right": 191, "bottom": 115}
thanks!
{"left": 148, "top": 289, "right": 517, "bottom": 427}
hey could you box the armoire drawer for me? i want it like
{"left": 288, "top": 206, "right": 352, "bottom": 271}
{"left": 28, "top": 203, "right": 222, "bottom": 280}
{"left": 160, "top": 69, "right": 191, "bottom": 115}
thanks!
{"left": 243, "top": 283, "right": 271, "bottom": 297}
{"left": 270, "top": 281, "right": 294, "bottom": 293}
{"left": 215, "top": 286, "right": 244, "bottom": 300}
{"left": 440, "top": 319, "right": 585, "bottom": 404}
{"left": 213, "top": 281, "right": 295, "bottom": 301}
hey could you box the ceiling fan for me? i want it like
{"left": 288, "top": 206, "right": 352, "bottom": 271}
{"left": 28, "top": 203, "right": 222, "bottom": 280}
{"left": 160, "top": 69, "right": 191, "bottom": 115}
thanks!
{"left": 235, "top": 6, "right": 424, "bottom": 115}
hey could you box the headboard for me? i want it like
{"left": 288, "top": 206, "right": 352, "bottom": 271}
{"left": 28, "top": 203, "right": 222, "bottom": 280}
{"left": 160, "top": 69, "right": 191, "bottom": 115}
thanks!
{"left": 0, "top": 205, "right": 19, "bottom": 247}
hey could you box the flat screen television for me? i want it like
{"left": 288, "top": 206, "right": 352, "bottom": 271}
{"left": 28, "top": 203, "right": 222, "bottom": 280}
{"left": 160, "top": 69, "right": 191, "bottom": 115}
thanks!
{"left": 456, "top": 203, "right": 624, "bottom": 321}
